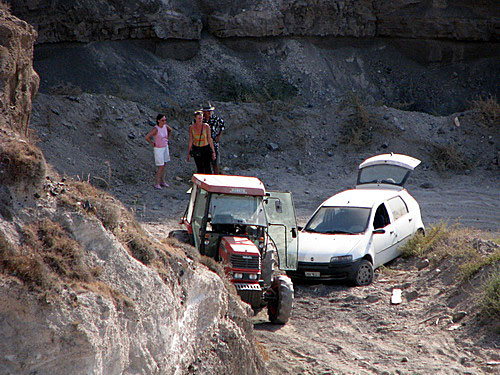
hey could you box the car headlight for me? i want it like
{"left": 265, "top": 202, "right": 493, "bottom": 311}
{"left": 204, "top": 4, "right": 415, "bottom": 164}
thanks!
{"left": 233, "top": 273, "right": 243, "bottom": 279}
{"left": 248, "top": 273, "right": 258, "bottom": 280}
{"left": 330, "top": 255, "right": 353, "bottom": 263}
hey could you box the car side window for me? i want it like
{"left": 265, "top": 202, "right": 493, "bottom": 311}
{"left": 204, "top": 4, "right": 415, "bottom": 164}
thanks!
{"left": 373, "top": 204, "right": 390, "bottom": 229}
{"left": 387, "top": 196, "right": 409, "bottom": 221}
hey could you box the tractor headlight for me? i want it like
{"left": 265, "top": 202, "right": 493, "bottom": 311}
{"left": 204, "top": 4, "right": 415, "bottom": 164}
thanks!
{"left": 248, "top": 273, "right": 258, "bottom": 280}
{"left": 233, "top": 273, "right": 243, "bottom": 279}
{"left": 330, "top": 255, "right": 352, "bottom": 263}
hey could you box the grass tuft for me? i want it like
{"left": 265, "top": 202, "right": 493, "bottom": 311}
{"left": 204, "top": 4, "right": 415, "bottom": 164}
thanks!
{"left": 428, "top": 142, "right": 472, "bottom": 172}
{"left": 338, "top": 92, "right": 385, "bottom": 150}
{"left": 0, "top": 138, "right": 46, "bottom": 187}
{"left": 471, "top": 96, "right": 499, "bottom": 129}
{"left": 402, "top": 222, "right": 500, "bottom": 320}
{"left": 0, "top": 1, "right": 10, "bottom": 12}
{"left": 480, "top": 270, "right": 500, "bottom": 319}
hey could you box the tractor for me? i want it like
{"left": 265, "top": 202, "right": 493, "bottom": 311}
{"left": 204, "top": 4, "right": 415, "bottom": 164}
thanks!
{"left": 169, "top": 174, "right": 299, "bottom": 324}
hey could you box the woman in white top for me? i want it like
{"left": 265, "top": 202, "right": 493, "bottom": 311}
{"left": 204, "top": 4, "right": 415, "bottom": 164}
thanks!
{"left": 145, "top": 114, "right": 173, "bottom": 189}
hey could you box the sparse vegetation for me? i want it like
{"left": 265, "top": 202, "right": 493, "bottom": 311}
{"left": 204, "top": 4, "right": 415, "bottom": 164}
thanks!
{"left": 480, "top": 270, "right": 500, "bottom": 319}
{"left": 205, "top": 70, "right": 298, "bottom": 103}
{"left": 48, "top": 82, "right": 83, "bottom": 96}
{"left": 428, "top": 142, "right": 472, "bottom": 172}
{"left": 0, "top": 138, "right": 46, "bottom": 187}
{"left": 402, "top": 222, "right": 500, "bottom": 321}
{"left": 471, "top": 96, "right": 499, "bottom": 129}
{"left": 338, "top": 92, "right": 385, "bottom": 150}
{"left": 59, "top": 181, "right": 161, "bottom": 265}
{"left": 0, "top": 220, "right": 90, "bottom": 291}
{"left": 0, "top": 1, "right": 11, "bottom": 12}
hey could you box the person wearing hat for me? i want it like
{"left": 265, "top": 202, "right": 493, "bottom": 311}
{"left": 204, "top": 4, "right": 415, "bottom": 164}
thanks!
{"left": 201, "top": 102, "right": 225, "bottom": 174}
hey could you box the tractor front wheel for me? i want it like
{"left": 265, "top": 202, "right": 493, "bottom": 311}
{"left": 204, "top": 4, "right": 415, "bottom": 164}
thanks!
{"left": 267, "top": 275, "right": 294, "bottom": 324}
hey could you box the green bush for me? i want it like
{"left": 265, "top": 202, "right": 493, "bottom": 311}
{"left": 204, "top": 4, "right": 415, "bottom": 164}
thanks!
{"left": 401, "top": 222, "right": 449, "bottom": 258}
{"left": 480, "top": 270, "right": 500, "bottom": 319}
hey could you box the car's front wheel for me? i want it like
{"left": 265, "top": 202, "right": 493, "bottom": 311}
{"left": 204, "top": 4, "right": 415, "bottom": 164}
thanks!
{"left": 351, "top": 259, "right": 374, "bottom": 286}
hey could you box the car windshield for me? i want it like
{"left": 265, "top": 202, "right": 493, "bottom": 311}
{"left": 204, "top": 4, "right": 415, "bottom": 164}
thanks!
{"left": 209, "top": 194, "right": 267, "bottom": 226}
{"left": 304, "top": 207, "right": 371, "bottom": 234}
{"left": 357, "top": 165, "right": 410, "bottom": 186}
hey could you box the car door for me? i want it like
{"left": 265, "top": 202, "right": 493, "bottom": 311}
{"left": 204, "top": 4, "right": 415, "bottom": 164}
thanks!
{"left": 370, "top": 203, "right": 397, "bottom": 267}
{"left": 264, "top": 191, "right": 299, "bottom": 271}
{"left": 387, "top": 196, "right": 413, "bottom": 253}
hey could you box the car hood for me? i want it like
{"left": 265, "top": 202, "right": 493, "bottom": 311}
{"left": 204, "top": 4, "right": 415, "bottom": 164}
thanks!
{"left": 298, "top": 231, "right": 364, "bottom": 262}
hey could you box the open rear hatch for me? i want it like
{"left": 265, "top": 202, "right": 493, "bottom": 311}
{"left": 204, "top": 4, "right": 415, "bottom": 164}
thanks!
{"left": 356, "top": 153, "right": 421, "bottom": 189}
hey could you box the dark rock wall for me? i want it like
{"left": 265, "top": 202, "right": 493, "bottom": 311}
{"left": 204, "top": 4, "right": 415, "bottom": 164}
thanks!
{"left": 9, "top": 0, "right": 500, "bottom": 43}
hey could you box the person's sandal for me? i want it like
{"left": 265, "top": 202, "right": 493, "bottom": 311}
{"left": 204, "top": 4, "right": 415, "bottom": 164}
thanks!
{"left": 160, "top": 182, "right": 169, "bottom": 187}
{"left": 153, "top": 184, "right": 162, "bottom": 190}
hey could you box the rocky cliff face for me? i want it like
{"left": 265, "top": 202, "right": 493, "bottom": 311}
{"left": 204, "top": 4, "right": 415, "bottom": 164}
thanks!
{"left": 9, "top": 0, "right": 500, "bottom": 43}
{"left": 0, "top": 9, "right": 266, "bottom": 375}
{"left": 0, "top": 206, "right": 265, "bottom": 375}
{"left": 0, "top": 7, "right": 39, "bottom": 134}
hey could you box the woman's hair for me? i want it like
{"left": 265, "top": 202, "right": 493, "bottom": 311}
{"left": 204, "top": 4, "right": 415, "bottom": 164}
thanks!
{"left": 156, "top": 113, "right": 165, "bottom": 124}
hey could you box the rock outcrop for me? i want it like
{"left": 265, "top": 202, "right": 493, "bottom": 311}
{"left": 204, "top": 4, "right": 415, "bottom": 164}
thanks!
{"left": 9, "top": 0, "right": 500, "bottom": 43}
{"left": 10, "top": 0, "right": 202, "bottom": 43}
{"left": 373, "top": 0, "right": 500, "bottom": 42}
{"left": 0, "top": 7, "right": 39, "bottom": 134}
{"left": 0, "top": 208, "right": 266, "bottom": 375}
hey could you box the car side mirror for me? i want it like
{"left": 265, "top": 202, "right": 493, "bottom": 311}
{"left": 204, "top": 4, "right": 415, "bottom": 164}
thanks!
{"left": 373, "top": 229, "right": 385, "bottom": 234}
{"left": 297, "top": 226, "right": 303, "bottom": 231}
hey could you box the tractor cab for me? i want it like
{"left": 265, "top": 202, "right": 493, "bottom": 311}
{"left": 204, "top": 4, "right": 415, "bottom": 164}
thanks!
{"left": 172, "top": 174, "right": 298, "bottom": 324}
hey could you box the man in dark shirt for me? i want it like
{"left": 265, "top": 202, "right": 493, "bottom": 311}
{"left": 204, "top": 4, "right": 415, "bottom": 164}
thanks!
{"left": 201, "top": 102, "right": 225, "bottom": 174}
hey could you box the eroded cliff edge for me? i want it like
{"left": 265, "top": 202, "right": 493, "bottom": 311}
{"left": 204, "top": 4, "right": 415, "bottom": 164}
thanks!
{"left": 0, "top": 8, "right": 266, "bottom": 375}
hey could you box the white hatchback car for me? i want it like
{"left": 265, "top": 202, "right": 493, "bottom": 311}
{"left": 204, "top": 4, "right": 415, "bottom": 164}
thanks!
{"left": 288, "top": 153, "right": 425, "bottom": 286}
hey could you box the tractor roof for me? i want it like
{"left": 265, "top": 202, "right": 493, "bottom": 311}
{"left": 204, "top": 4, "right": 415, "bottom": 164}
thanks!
{"left": 192, "top": 174, "right": 266, "bottom": 196}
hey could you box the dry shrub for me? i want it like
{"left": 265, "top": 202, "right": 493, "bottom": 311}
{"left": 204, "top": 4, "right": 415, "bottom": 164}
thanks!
{"left": 0, "top": 138, "right": 46, "bottom": 187}
{"left": 200, "top": 255, "right": 238, "bottom": 297}
{"left": 163, "top": 237, "right": 200, "bottom": 261}
{"left": 0, "top": 220, "right": 91, "bottom": 290}
{"left": 48, "top": 83, "right": 83, "bottom": 96}
{"left": 471, "top": 96, "right": 499, "bottom": 129}
{"left": 338, "top": 93, "right": 384, "bottom": 150}
{"left": 0, "top": 1, "right": 10, "bottom": 12}
{"left": 60, "top": 181, "right": 164, "bottom": 267}
{"left": 255, "top": 340, "right": 270, "bottom": 362}
{"left": 23, "top": 219, "right": 92, "bottom": 282}
{"left": 429, "top": 142, "right": 472, "bottom": 172}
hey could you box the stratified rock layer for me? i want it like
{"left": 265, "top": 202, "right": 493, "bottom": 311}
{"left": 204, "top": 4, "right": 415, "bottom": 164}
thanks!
{"left": 9, "top": 0, "right": 500, "bottom": 43}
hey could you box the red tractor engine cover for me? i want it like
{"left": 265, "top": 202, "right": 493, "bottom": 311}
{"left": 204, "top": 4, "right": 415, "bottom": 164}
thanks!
{"left": 219, "top": 236, "right": 261, "bottom": 282}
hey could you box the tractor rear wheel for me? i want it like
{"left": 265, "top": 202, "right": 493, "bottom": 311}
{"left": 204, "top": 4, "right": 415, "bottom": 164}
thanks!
{"left": 267, "top": 275, "right": 294, "bottom": 324}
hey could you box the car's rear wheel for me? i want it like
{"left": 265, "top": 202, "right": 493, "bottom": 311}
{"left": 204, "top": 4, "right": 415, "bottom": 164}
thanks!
{"left": 352, "top": 259, "right": 373, "bottom": 286}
